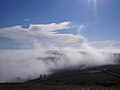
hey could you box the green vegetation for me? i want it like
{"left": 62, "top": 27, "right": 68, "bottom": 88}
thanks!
{"left": 0, "top": 82, "right": 120, "bottom": 89}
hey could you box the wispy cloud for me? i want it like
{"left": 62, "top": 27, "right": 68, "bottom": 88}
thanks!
{"left": 0, "top": 21, "right": 120, "bottom": 49}
{"left": 24, "top": 19, "right": 30, "bottom": 22}
{"left": 89, "top": 40, "right": 120, "bottom": 49}
{"left": 0, "top": 21, "right": 85, "bottom": 49}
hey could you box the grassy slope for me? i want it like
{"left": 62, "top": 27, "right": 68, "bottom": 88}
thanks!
{"left": 0, "top": 64, "right": 120, "bottom": 89}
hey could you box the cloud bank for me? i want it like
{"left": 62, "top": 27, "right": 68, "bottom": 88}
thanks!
{"left": 0, "top": 47, "right": 115, "bottom": 82}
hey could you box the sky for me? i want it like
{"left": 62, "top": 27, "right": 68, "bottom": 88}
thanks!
{"left": 0, "top": 0, "right": 120, "bottom": 49}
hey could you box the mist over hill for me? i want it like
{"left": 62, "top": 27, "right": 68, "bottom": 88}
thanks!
{"left": 0, "top": 49, "right": 120, "bottom": 83}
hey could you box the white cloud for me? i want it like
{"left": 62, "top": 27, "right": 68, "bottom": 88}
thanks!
{"left": 77, "top": 24, "right": 85, "bottom": 35}
{"left": 24, "top": 19, "right": 30, "bottom": 22}
{"left": 89, "top": 40, "right": 120, "bottom": 49}
{"left": 0, "top": 21, "right": 120, "bottom": 50}
{"left": 28, "top": 21, "right": 71, "bottom": 36}
{"left": 0, "top": 21, "right": 85, "bottom": 49}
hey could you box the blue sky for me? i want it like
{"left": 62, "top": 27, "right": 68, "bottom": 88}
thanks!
{"left": 0, "top": 0, "right": 120, "bottom": 49}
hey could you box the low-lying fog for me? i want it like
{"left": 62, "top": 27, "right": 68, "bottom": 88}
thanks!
{"left": 0, "top": 44, "right": 118, "bottom": 82}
